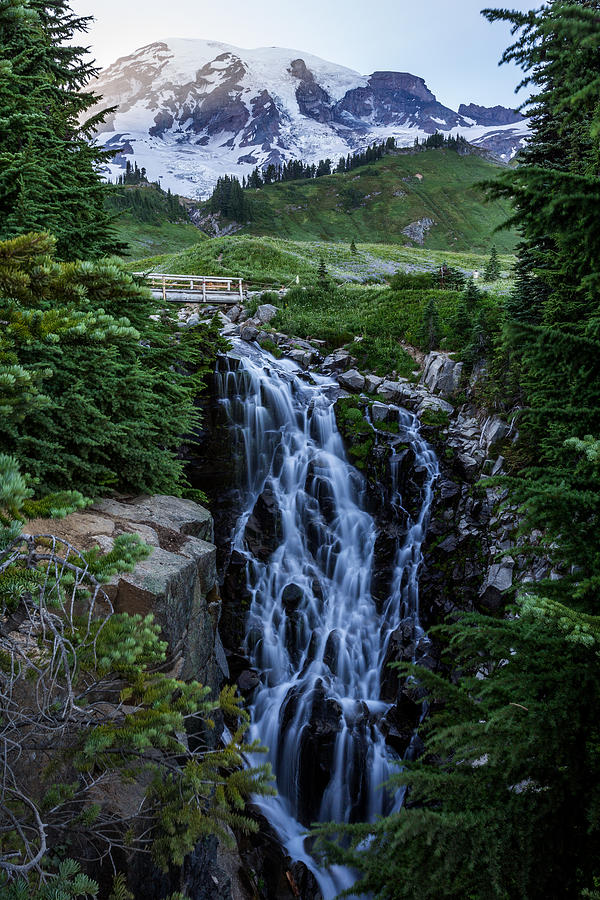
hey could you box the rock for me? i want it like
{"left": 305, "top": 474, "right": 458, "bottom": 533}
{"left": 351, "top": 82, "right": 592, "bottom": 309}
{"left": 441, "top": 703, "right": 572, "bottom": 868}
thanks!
{"left": 417, "top": 395, "right": 454, "bottom": 416}
{"left": 422, "top": 351, "right": 463, "bottom": 397}
{"left": 221, "top": 323, "right": 240, "bottom": 337}
{"left": 240, "top": 323, "right": 259, "bottom": 343}
{"left": 297, "top": 680, "right": 343, "bottom": 824}
{"left": 226, "top": 305, "right": 241, "bottom": 323}
{"left": 377, "top": 379, "right": 409, "bottom": 403}
{"left": 479, "top": 558, "right": 514, "bottom": 610}
{"left": 186, "top": 313, "right": 201, "bottom": 328}
{"left": 365, "top": 374, "right": 384, "bottom": 393}
{"left": 243, "top": 484, "right": 283, "bottom": 561}
{"left": 237, "top": 669, "right": 260, "bottom": 694}
{"left": 287, "top": 348, "right": 313, "bottom": 367}
{"left": 491, "top": 455, "right": 505, "bottom": 476}
{"left": 338, "top": 368, "right": 365, "bottom": 392}
{"left": 438, "top": 478, "right": 461, "bottom": 503}
{"left": 322, "top": 349, "right": 355, "bottom": 372}
{"left": 402, "top": 217, "right": 434, "bottom": 245}
{"left": 371, "top": 401, "right": 390, "bottom": 422}
{"left": 481, "top": 416, "right": 509, "bottom": 453}
{"left": 455, "top": 452, "right": 480, "bottom": 481}
{"left": 256, "top": 303, "right": 279, "bottom": 324}
{"left": 281, "top": 582, "right": 304, "bottom": 611}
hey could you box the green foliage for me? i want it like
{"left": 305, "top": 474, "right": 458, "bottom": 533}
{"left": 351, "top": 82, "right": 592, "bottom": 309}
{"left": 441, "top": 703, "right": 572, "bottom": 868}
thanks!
{"left": 0, "top": 0, "right": 122, "bottom": 258}
{"left": 0, "top": 232, "right": 227, "bottom": 496}
{"left": 483, "top": 245, "right": 501, "bottom": 281}
{"left": 0, "top": 860, "right": 98, "bottom": 898}
{"left": 208, "top": 175, "right": 250, "bottom": 221}
{"left": 346, "top": 335, "right": 415, "bottom": 379}
{"left": 334, "top": 398, "right": 374, "bottom": 470}
{"left": 0, "top": 510, "right": 273, "bottom": 884}
{"left": 105, "top": 182, "right": 187, "bottom": 227}
{"left": 417, "top": 297, "right": 440, "bottom": 351}
{"left": 126, "top": 233, "right": 515, "bottom": 290}
{"left": 389, "top": 270, "right": 435, "bottom": 290}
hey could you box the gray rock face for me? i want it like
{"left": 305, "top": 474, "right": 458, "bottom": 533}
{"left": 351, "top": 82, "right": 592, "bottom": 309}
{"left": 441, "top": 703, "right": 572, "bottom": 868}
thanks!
{"left": 256, "top": 303, "right": 279, "bottom": 324}
{"left": 226, "top": 305, "right": 241, "bottom": 323}
{"left": 92, "top": 495, "right": 223, "bottom": 687}
{"left": 365, "top": 374, "right": 384, "bottom": 393}
{"left": 338, "top": 368, "right": 365, "bottom": 392}
{"left": 458, "top": 102, "right": 523, "bottom": 126}
{"left": 481, "top": 415, "right": 509, "bottom": 453}
{"left": 480, "top": 558, "right": 515, "bottom": 610}
{"left": 371, "top": 401, "right": 390, "bottom": 422}
{"left": 402, "top": 217, "right": 435, "bottom": 245}
{"left": 287, "top": 348, "right": 314, "bottom": 367}
{"left": 422, "top": 352, "right": 463, "bottom": 397}
{"left": 240, "top": 322, "right": 259, "bottom": 343}
{"left": 417, "top": 395, "right": 454, "bottom": 417}
{"left": 377, "top": 378, "right": 410, "bottom": 403}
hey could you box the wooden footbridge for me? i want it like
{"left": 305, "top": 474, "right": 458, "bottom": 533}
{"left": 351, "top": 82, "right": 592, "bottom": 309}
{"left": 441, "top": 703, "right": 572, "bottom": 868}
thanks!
{"left": 135, "top": 272, "right": 246, "bottom": 305}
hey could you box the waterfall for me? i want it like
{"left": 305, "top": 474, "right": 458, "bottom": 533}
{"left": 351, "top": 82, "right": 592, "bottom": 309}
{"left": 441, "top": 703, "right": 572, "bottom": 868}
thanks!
{"left": 214, "top": 342, "right": 439, "bottom": 898}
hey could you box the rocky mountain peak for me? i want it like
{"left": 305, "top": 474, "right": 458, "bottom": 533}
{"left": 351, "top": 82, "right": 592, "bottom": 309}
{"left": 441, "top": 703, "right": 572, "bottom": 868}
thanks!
{"left": 91, "top": 38, "right": 529, "bottom": 198}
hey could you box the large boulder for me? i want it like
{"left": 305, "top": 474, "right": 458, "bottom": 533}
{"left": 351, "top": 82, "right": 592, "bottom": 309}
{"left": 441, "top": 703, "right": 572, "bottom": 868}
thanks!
{"left": 240, "top": 322, "right": 259, "bottom": 343}
{"left": 322, "top": 349, "right": 356, "bottom": 372}
{"left": 377, "top": 379, "right": 410, "bottom": 404}
{"left": 256, "top": 303, "right": 279, "bottom": 324}
{"left": 479, "top": 558, "right": 514, "bottom": 611}
{"left": 338, "top": 368, "right": 365, "bottom": 392}
{"left": 422, "top": 352, "right": 463, "bottom": 397}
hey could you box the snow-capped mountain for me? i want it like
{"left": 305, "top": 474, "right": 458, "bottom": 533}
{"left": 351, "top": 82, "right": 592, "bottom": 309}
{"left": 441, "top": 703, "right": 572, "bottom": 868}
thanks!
{"left": 91, "top": 39, "right": 528, "bottom": 198}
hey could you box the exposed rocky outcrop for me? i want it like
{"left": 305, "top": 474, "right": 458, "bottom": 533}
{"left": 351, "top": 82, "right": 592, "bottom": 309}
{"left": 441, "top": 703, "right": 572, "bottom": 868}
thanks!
{"left": 458, "top": 102, "right": 524, "bottom": 126}
{"left": 26, "top": 495, "right": 253, "bottom": 900}
{"left": 402, "top": 217, "right": 435, "bottom": 245}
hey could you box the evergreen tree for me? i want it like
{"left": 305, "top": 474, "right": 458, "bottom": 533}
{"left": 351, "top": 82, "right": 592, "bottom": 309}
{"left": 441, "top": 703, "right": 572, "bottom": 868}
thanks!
{"left": 317, "top": 256, "right": 329, "bottom": 285}
{"left": 350, "top": 239, "right": 358, "bottom": 255}
{"left": 463, "top": 277, "right": 481, "bottom": 314}
{"left": 483, "top": 244, "right": 501, "bottom": 281}
{"left": 0, "top": 0, "right": 122, "bottom": 258}
{"left": 417, "top": 297, "right": 439, "bottom": 351}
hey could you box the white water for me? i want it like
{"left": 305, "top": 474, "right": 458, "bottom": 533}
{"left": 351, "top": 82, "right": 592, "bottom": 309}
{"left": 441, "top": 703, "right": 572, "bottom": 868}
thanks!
{"left": 215, "top": 343, "right": 438, "bottom": 898}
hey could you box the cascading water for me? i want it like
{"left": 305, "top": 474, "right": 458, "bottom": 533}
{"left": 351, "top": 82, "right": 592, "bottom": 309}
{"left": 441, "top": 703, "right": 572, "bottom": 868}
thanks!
{"left": 214, "top": 341, "right": 439, "bottom": 898}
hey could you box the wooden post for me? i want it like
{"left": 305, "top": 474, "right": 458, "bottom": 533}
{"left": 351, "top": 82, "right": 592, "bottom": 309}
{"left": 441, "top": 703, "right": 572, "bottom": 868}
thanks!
{"left": 202, "top": 278, "right": 206, "bottom": 303}
{"left": 239, "top": 278, "right": 244, "bottom": 302}
{"left": 162, "top": 276, "right": 166, "bottom": 302}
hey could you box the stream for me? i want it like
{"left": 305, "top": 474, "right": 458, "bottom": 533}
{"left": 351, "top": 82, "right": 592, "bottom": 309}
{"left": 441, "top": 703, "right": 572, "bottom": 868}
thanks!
{"left": 214, "top": 342, "right": 439, "bottom": 898}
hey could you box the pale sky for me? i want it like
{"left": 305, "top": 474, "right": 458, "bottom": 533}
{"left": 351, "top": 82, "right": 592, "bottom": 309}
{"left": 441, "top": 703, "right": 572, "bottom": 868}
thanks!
{"left": 71, "top": 0, "right": 540, "bottom": 111}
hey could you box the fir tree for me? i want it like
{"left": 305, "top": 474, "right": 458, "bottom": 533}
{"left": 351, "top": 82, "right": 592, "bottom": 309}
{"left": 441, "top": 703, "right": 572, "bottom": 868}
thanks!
{"left": 417, "top": 297, "right": 439, "bottom": 351}
{"left": 483, "top": 244, "right": 501, "bottom": 281}
{"left": 0, "top": 0, "right": 122, "bottom": 258}
{"left": 317, "top": 256, "right": 329, "bottom": 285}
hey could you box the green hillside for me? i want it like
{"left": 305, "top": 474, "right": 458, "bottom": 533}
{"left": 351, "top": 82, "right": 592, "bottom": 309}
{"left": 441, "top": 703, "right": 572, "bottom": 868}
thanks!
{"left": 105, "top": 182, "right": 206, "bottom": 258}
{"left": 239, "top": 149, "right": 517, "bottom": 251}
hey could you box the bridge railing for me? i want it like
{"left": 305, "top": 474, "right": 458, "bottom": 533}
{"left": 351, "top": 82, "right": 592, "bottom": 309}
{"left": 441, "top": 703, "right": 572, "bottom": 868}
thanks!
{"left": 134, "top": 272, "right": 245, "bottom": 302}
